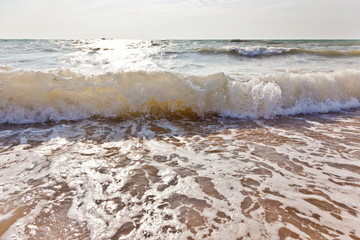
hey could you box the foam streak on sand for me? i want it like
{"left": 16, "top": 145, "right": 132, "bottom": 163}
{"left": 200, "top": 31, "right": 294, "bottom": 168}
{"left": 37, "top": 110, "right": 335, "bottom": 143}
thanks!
{"left": 1, "top": 111, "right": 360, "bottom": 239}
{"left": 0, "top": 69, "right": 360, "bottom": 123}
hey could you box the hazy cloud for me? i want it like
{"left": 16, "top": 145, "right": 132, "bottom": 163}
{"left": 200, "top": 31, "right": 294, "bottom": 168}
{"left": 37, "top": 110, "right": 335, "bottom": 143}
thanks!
{"left": 0, "top": 0, "right": 359, "bottom": 39}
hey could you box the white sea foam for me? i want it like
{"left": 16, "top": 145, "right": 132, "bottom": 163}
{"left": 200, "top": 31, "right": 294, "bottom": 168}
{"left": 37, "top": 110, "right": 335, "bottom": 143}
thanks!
{"left": 1, "top": 115, "right": 360, "bottom": 239}
{"left": 229, "top": 46, "right": 291, "bottom": 57}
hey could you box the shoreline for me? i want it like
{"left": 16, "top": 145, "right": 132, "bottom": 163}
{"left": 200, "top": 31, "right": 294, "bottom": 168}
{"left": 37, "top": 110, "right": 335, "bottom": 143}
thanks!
{"left": 1, "top": 110, "right": 360, "bottom": 239}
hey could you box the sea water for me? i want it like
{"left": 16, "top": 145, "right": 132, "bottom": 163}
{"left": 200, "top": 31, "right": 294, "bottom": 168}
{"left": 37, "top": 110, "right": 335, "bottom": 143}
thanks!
{"left": 0, "top": 39, "right": 360, "bottom": 239}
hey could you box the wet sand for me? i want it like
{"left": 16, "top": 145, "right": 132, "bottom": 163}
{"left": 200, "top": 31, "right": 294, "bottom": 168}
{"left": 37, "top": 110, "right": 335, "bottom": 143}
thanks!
{"left": 1, "top": 110, "right": 360, "bottom": 240}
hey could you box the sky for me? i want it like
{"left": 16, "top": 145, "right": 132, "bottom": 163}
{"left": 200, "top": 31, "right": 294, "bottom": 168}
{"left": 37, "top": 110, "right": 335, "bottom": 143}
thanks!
{"left": 1, "top": 0, "right": 360, "bottom": 39}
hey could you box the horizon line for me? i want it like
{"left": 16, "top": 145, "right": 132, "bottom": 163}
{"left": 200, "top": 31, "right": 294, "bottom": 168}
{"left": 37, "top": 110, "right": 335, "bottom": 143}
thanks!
{"left": 1, "top": 38, "right": 360, "bottom": 41}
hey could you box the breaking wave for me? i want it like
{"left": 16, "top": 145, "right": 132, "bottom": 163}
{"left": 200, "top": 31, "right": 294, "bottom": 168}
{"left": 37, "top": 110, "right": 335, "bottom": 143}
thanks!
{"left": 198, "top": 46, "right": 360, "bottom": 57}
{"left": 0, "top": 68, "right": 360, "bottom": 123}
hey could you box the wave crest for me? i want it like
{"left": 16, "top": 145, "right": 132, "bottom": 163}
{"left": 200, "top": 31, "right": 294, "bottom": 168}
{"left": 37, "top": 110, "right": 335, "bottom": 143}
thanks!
{"left": 0, "top": 68, "right": 360, "bottom": 123}
{"left": 198, "top": 46, "right": 360, "bottom": 57}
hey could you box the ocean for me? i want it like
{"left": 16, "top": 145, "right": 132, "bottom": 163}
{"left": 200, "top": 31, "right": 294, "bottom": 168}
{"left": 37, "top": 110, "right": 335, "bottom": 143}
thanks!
{"left": 0, "top": 39, "right": 360, "bottom": 239}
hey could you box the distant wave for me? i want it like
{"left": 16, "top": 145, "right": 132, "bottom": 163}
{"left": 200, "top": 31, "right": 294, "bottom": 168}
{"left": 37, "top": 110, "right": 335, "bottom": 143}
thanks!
{"left": 289, "top": 48, "right": 360, "bottom": 57}
{"left": 229, "top": 39, "right": 280, "bottom": 44}
{"left": 0, "top": 68, "right": 360, "bottom": 123}
{"left": 229, "top": 39, "right": 253, "bottom": 43}
{"left": 198, "top": 46, "right": 360, "bottom": 57}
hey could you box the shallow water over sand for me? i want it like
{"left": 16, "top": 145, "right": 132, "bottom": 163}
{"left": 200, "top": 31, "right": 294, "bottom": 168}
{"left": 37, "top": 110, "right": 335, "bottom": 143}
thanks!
{"left": 1, "top": 109, "right": 360, "bottom": 240}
